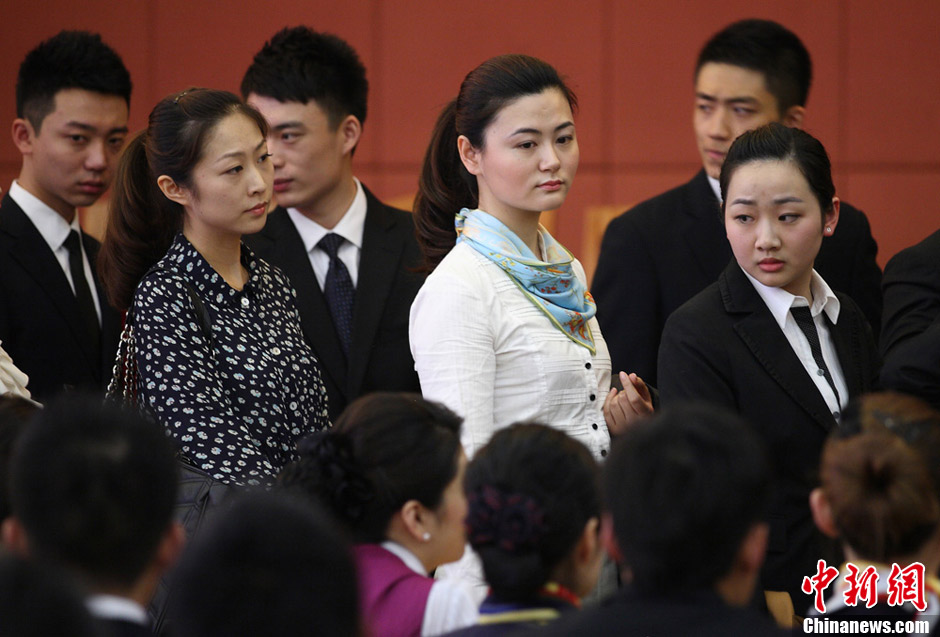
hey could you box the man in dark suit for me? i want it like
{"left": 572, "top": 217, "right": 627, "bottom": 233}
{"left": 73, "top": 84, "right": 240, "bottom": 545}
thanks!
{"left": 593, "top": 19, "right": 882, "bottom": 386}
{"left": 0, "top": 31, "right": 129, "bottom": 403}
{"left": 242, "top": 27, "right": 423, "bottom": 421}
{"left": 542, "top": 405, "right": 784, "bottom": 636}
{"left": 2, "top": 396, "right": 184, "bottom": 636}
{"left": 881, "top": 229, "right": 940, "bottom": 410}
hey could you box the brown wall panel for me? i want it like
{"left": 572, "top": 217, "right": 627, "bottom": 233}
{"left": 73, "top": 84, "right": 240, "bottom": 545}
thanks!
{"left": 844, "top": 0, "right": 940, "bottom": 165}
{"left": 1, "top": 0, "right": 938, "bottom": 271}
{"left": 375, "top": 0, "right": 607, "bottom": 166}
{"left": 846, "top": 172, "right": 940, "bottom": 266}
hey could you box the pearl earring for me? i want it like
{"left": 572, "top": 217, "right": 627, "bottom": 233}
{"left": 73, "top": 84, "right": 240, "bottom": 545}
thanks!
{"left": 422, "top": 532, "right": 431, "bottom": 542}
{"left": 825, "top": 227, "right": 831, "bottom": 234}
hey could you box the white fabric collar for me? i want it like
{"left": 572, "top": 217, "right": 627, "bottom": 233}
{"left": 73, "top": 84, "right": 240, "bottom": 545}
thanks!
{"left": 381, "top": 540, "right": 428, "bottom": 577}
{"left": 742, "top": 266, "right": 841, "bottom": 329}
{"left": 9, "top": 180, "right": 81, "bottom": 252}
{"left": 707, "top": 174, "right": 722, "bottom": 203}
{"left": 287, "top": 177, "right": 366, "bottom": 254}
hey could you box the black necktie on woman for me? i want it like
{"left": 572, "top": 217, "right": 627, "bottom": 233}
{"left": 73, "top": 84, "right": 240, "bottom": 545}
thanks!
{"left": 790, "top": 305, "right": 840, "bottom": 407}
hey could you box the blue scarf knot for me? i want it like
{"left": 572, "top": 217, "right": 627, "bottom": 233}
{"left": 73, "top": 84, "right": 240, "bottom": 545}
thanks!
{"left": 456, "top": 208, "right": 596, "bottom": 353}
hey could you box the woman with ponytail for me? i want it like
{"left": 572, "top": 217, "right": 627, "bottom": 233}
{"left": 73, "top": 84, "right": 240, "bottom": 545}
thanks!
{"left": 99, "top": 88, "right": 329, "bottom": 487}
{"left": 808, "top": 392, "right": 940, "bottom": 623}
{"left": 411, "top": 53, "right": 651, "bottom": 466}
{"left": 448, "top": 423, "right": 601, "bottom": 635}
{"left": 279, "top": 392, "right": 477, "bottom": 636}
{"left": 410, "top": 54, "right": 646, "bottom": 603}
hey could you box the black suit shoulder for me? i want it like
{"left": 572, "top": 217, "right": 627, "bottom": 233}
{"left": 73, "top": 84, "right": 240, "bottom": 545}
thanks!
{"left": 880, "top": 228, "right": 940, "bottom": 409}
{"left": 0, "top": 194, "right": 120, "bottom": 402}
{"left": 607, "top": 176, "right": 702, "bottom": 229}
{"left": 593, "top": 172, "right": 724, "bottom": 385}
{"left": 814, "top": 200, "right": 883, "bottom": 336}
{"left": 657, "top": 278, "right": 737, "bottom": 409}
{"left": 537, "top": 589, "right": 785, "bottom": 637}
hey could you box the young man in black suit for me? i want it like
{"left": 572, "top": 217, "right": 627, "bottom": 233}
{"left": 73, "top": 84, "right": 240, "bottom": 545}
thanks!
{"left": 881, "top": 228, "right": 940, "bottom": 410}
{"left": 242, "top": 27, "right": 424, "bottom": 421}
{"left": 2, "top": 396, "right": 183, "bottom": 636}
{"left": 592, "top": 19, "right": 882, "bottom": 386}
{"left": 0, "top": 31, "right": 130, "bottom": 403}
{"left": 542, "top": 405, "right": 784, "bottom": 636}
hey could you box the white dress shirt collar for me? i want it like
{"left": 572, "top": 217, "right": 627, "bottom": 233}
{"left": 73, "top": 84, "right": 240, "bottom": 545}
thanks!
{"left": 9, "top": 180, "right": 102, "bottom": 322}
{"left": 9, "top": 180, "right": 80, "bottom": 253}
{"left": 381, "top": 540, "right": 427, "bottom": 576}
{"left": 741, "top": 266, "right": 847, "bottom": 417}
{"left": 286, "top": 177, "right": 367, "bottom": 254}
{"left": 742, "top": 267, "right": 841, "bottom": 328}
{"left": 707, "top": 174, "right": 722, "bottom": 203}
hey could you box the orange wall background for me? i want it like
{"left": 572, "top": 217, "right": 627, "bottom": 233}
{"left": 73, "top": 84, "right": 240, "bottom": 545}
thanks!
{"left": 2, "top": 0, "right": 938, "bottom": 282}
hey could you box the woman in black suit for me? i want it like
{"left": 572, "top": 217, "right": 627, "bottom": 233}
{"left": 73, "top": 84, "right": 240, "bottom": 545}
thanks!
{"left": 658, "top": 122, "right": 880, "bottom": 622}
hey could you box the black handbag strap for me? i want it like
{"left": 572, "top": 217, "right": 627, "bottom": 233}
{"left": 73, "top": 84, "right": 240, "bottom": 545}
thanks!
{"left": 128, "top": 265, "right": 214, "bottom": 343}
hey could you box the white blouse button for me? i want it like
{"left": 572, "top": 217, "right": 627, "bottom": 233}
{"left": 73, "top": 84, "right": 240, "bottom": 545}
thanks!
{"left": 241, "top": 297, "right": 250, "bottom": 308}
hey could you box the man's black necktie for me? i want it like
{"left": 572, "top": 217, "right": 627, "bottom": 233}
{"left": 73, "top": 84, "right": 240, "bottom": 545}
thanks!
{"left": 318, "top": 233, "right": 354, "bottom": 356}
{"left": 63, "top": 230, "right": 100, "bottom": 354}
{"left": 790, "top": 305, "right": 840, "bottom": 408}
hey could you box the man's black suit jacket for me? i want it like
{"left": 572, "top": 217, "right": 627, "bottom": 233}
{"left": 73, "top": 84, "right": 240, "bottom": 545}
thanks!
{"left": 244, "top": 186, "right": 424, "bottom": 421}
{"left": 95, "top": 617, "right": 153, "bottom": 637}
{"left": 880, "top": 228, "right": 940, "bottom": 410}
{"left": 658, "top": 260, "right": 880, "bottom": 607}
{"left": 539, "top": 586, "right": 785, "bottom": 637}
{"left": 593, "top": 170, "right": 882, "bottom": 385}
{"left": 0, "top": 193, "right": 121, "bottom": 403}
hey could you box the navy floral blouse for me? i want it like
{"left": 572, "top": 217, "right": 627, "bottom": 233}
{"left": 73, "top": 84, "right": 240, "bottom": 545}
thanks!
{"left": 133, "top": 233, "right": 330, "bottom": 486}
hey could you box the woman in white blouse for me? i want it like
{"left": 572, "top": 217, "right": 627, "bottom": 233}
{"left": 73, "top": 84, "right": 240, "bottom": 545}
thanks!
{"left": 411, "top": 54, "right": 651, "bottom": 465}
{"left": 411, "top": 55, "right": 651, "bottom": 602}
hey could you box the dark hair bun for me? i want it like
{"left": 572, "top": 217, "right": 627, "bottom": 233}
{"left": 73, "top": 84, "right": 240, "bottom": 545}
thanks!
{"left": 285, "top": 432, "right": 374, "bottom": 525}
{"left": 466, "top": 484, "right": 546, "bottom": 554}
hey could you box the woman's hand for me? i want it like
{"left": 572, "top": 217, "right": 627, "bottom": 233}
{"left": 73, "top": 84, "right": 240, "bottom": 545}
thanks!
{"left": 603, "top": 371, "right": 654, "bottom": 436}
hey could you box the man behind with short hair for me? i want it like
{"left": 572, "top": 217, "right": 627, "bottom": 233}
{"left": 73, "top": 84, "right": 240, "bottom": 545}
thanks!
{"left": 0, "top": 30, "right": 130, "bottom": 403}
{"left": 593, "top": 19, "right": 881, "bottom": 386}
{"left": 542, "top": 405, "right": 784, "bottom": 636}
{"left": 169, "top": 492, "right": 360, "bottom": 637}
{"left": 2, "top": 395, "right": 183, "bottom": 636}
{"left": 242, "top": 26, "right": 424, "bottom": 421}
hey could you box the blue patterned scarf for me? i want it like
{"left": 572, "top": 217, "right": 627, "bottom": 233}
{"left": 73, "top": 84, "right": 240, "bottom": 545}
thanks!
{"left": 456, "top": 208, "right": 596, "bottom": 353}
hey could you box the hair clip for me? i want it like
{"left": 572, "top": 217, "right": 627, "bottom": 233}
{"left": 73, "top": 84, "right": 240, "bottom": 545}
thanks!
{"left": 174, "top": 89, "right": 191, "bottom": 105}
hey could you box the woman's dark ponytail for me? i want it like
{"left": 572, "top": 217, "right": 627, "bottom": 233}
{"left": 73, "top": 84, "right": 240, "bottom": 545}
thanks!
{"left": 98, "top": 88, "right": 269, "bottom": 311}
{"left": 413, "top": 55, "right": 577, "bottom": 272}
{"left": 99, "top": 131, "right": 181, "bottom": 311}
{"left": 414, "top": 100, "right": 477, "bottom": 272}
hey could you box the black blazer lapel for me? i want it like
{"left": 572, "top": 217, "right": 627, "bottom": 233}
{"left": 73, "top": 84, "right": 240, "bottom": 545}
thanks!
{"left": 0, "top": 196, "right": 99, "bottom": 371}
{"left": 85, "top": 237, "right": 121, "bottom": 380}
{"left": 721, "top": 263, "right": 837, "bottom": 433}
{"left": 347, "top": 190, "right": 401, "bottom": 398}
{"left": 825, "top": 298, "right": 878, "bottom": 399}
{"left": 678, "top": 171, "right": 731, "bottom": 277}
{"left": 252, "top": 209, "right": 348, "bottom": 399}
